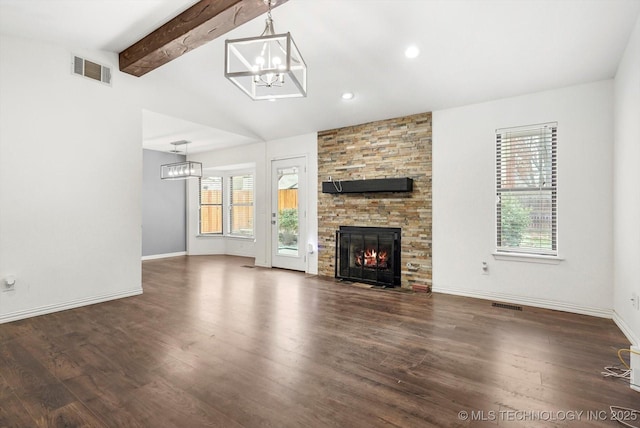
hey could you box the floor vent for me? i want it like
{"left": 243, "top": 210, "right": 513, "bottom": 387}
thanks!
{"left": 492, "top": 302, "right": 523, "bottom": 311}
{"left": 241, "top": 265, "right": 255, "bottom": 269}
{"left": 72, "top": 55, "right": 112, "bottom": 85}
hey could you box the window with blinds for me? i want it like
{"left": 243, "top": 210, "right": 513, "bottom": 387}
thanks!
{"left": 496, "top": 123, "right": 557, "bottom": 255}
{"left": 200, "top": 177, "right": 223, "bottom": 234}
{"left": 229, "top": 174, "right": 254, "bottom": 237}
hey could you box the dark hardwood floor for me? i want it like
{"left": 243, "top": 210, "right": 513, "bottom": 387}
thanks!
{"left": 1, "top": 255, "right": 638, "bottom": 427}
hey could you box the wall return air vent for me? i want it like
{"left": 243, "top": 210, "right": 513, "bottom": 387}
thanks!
{"left": 72, "top": 55, "right": 112, "bottom": 85}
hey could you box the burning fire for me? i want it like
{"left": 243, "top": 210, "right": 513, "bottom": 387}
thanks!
{"left": 356, "top": 248, "right": 389, "bottom": 269}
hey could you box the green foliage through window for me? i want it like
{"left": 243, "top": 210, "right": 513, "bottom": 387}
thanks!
{"left": 499, "top": 195, "right": 531, "bottom": 247}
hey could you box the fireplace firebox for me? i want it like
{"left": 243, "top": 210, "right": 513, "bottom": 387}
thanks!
{"left": 335, "top": 226, "right": 401, "bottom": 287}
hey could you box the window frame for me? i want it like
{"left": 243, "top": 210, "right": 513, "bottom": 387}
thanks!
{"left": 496, "top": 122, "right": 558, "bottom": 257}
{"left": 227, "top": 172, "right": 255, "bottom": 238}
{"left": 199, "top": 176, "right": 224, "bottom": 235}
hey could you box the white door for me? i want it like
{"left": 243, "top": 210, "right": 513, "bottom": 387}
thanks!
{"left": 271, "top": 157, "right": 306, "bottom": 271}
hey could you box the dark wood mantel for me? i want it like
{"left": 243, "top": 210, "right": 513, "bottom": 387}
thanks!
{"left": 321, "top": 178, "right": 414, "bottom": 194}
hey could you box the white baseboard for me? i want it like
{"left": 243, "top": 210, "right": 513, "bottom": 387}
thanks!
{"left": 612, "top": 311, "right": 640, "bottom": 346}
{"left": 433, "top": 286, "right": 613, "bottom": 319}
{"left": 225, "top": 250, "right": 257, "bottom": 258}
{"left": 141, "top": 251, "right": 187, "bottom": 261}
{"left": 0, "top": 288, "right": 143, "bottom": 324}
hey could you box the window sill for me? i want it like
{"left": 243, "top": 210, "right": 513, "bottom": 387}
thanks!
{"left": 492, "top": 252, "right": 564, "bottom": 264}
{"left": 226, "top": 235, "right": 255, "bottom": 241}
{"left": 196, "top": 234, "right": 254, "bottom": 241}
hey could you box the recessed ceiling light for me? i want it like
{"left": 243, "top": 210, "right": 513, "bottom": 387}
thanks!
{"left": 341, "top": 92, "right": 354, "bottom": 100}
{"left": 268, "top": 98, "right": 277, "bottom": 102}
{"left": 405, "top": 45, "right": 420, "bottom": 59}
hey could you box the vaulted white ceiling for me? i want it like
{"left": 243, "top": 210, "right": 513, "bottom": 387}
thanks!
{"left": 1, "top": 0, "right": 639, "bottom": 152}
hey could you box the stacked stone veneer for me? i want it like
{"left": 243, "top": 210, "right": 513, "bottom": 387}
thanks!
{"left": 317, "top": 112, "right": 432, "bottom": 290}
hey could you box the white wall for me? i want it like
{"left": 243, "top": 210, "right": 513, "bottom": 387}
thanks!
{"left": 613, "top": 14, "right": 640, "bottom": 345}
{"left": 0, "top": 36, "right": 143, "bottom": 321}
{"left": 0, "top": 35, "right": 253, "bottom": 322}
{"left": 187, "top": 133, "right": 318, "bottom": 274}
{"left": 433, "top": 81, "right": 614, "bottom": 317}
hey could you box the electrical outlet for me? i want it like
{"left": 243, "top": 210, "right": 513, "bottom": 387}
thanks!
{"left": 481, "top": 261, "right": 489, "bottom": 275}
{"left": 3, "top": 275, "right": 15, "bottom": 290}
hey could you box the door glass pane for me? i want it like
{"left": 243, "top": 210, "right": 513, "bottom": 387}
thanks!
{"left": 277, "top": 167, "right": 299, "bottom": 256}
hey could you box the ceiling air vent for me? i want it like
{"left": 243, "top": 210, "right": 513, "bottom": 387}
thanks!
{"left": 72, "top": 55, "right": 112, "bottom": 85}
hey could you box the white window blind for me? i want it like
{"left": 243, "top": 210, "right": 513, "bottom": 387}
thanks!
{"left": 200, "top": 177, "right": 223, "bottom": 234}
{"left": 496, "top": 123, "right": 557, "bottom": 255}
{"left": 229, "top": 174, "right": 254, "bottom": 237}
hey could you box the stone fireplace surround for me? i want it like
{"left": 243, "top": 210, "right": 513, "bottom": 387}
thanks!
{"left": 317, "top": 112, "right": 432, "bottom": 290}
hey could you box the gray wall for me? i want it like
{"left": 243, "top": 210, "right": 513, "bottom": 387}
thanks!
{"left": 142, "top": 149, "right": 187, "bottom": 257}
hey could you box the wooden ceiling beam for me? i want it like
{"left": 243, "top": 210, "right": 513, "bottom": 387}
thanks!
{"left": 119, "top": 0, "right": 289, "bottom": 77}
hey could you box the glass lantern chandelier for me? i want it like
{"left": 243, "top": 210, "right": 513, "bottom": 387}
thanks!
{"left": 160, "top": 140, "right": 202, "bottom": 180}
{"left": 224, "top": 0, "right": 307, "bottom": 100}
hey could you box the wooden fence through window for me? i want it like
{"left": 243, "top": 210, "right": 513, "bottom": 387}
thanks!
{"left": 200, "top": 189, "right": 298, "bottom": 234}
